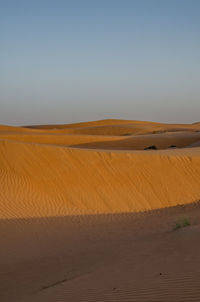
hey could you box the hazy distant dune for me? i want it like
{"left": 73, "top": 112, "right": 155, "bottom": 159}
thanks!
{"left": 24, "top": 119, "right": 200, "bottom": 136}
{"left": 1, "top": 120, "right": 200, "bottom": 150}
{"left": 25, "top": 119, "right": 158, "bottom": 129}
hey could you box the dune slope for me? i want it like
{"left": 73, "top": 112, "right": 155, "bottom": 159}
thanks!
{"left": 0, "top": 139, "right": 200, "bottom": 219}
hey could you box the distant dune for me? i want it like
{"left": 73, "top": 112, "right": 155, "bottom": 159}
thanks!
{"left": 25, "top": 119, "right": 200, "bottom": 136}
{"left": 1, "top": 119, "right": 200, "bottom": 301}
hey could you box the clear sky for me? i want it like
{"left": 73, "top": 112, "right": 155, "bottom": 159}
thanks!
{"left": 1, "top": 0, "right": 200, "bottom": 125}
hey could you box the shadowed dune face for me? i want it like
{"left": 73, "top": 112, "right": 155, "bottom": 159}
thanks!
{"left": 68, "top": 131, "right": 200, "bottom": 150}
{"left": 187, "top": 140, "right": 200, "bottom": 147}
{"left": 1, "top": 203, "right": 200, "bottom": 302}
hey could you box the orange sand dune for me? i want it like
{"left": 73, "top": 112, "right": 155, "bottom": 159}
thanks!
{"left": 58, "top": 123, "right": 200, "bottom": 136}
{"left": 25, "top": 118, "right": 159, "bottom": 129}
{"left": 25, "top": 119, "right": 200, "bottom": 136}
{"left": 1, "top": 119, "right": 200, "bottom": 302}
{"left": 2, "top": 131, "right": 200, "bottom": 150}
{"left": 0, "top": 133, "right": 121, "bottom": 146}
{"left": 1, "top": 120, "right": 199, "bottom": 150}
{"left": 0, "top": 139, "right": 200, "bottom": 219}
{"left": 0, "top": 124, "right": 46, "bottom": 133}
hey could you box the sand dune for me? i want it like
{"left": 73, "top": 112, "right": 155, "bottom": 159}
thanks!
{"left": 1, "top": 119, "right": 200, "bottom": 301}
{"left": 1, "top": 120, "right": 200, "bottom": 150}
{"left": 0, "top": 139, "right": 200, "bottom": 219}
{"left": 25, "top": 119, "right": 200, "bottom": 135}
{"left": 2, "top": 131, "right": 200, "bottom": 150}
{"left": 69, "top": 131, "right": 200, "bottom": 150}
{"left": 0, "top": 120, "right": 200, "bottom": 218}
{"left": 0, "top": 133, "right": 121, "bottom": 147}
{"left": 25, "top": 119, "right": 159, "bottom": 129}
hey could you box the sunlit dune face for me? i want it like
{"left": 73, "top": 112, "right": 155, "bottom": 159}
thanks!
{"left": 0, "top": 119, "right": 200, "bottom": 220}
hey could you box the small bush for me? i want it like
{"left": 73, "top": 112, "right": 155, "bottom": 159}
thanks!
{"left": 144, "top": 145, "right": 157, "bottom": 150}
{"left": 182, "top": 218, "right": 191, "bottom": 227}
{"left": 174, "top": 222, "right": 181, "bottom": 230}
{"left": 173, "top": 218, "right": 191, "bottom": 230}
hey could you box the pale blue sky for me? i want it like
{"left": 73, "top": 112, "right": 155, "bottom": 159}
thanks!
{"left": 1, "top": 0, "right": 200, "bottom": 125}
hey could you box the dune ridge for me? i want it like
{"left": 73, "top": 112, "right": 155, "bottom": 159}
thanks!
{"left": 0, "top": 138, "right": 200, "bottom": 219}
{"left": 1, "top": 119, "right": 200, "bottom": 151}
{"left": 1, "top": 119, "right": 200, "bottom": 220}
{"left": 2, "top": 119, "right": 200, "bottom": 135}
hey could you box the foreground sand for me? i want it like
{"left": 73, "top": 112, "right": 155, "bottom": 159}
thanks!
{"left": 0, "top": 119, "right": 200, "bottom": 301}
{"left": 1, "top": 203, "right": 200, "bottom": 301}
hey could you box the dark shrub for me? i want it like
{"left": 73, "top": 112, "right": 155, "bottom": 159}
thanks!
{"left": 144, "top": 145, "right": 157, "bottom": 150}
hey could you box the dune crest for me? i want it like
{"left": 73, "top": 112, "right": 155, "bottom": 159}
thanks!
{"left": 0, "top": 119, "right": 200, "bottom": 220}
{"left": 0, "top": 137, "right": 200, "bottom": 219}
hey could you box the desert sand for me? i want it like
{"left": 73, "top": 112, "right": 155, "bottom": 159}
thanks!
{"left": 0, "top": 119, "right": 200, "bottom": 301}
